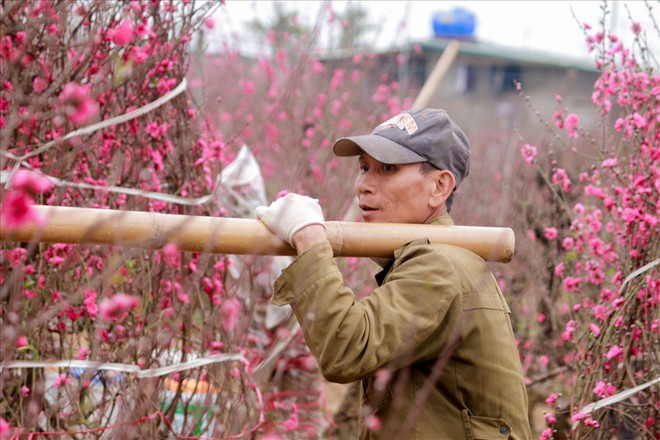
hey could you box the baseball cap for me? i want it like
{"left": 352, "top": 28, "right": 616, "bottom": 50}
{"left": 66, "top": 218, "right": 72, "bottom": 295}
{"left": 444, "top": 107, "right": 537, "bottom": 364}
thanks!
{"left": 333, "top": 108, "right": 471, "bottom": 188}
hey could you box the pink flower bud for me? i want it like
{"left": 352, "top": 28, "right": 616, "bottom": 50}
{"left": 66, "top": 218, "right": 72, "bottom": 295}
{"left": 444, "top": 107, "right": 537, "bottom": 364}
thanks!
{"left": 204, "top": 17, "right": 215, "bottom": 30}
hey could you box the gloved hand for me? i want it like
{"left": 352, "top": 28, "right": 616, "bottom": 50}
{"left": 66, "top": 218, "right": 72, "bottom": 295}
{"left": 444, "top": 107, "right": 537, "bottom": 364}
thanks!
{"left": 255, "top": 193, "right": 326, "bottom": 244}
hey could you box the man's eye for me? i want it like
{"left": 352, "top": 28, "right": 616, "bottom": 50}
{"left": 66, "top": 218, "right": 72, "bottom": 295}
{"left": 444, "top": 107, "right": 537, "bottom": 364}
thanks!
{"left": 359, "top": 164, "right": 368, "bottom": 172}
{"left": 383, "top": 164, "right": 396, "bottom": 172}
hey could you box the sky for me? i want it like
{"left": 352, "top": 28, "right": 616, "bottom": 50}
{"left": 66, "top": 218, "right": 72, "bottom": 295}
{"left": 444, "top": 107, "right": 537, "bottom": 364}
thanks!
{"left": 211, "top": 1, "right": 658, "bottom": 60}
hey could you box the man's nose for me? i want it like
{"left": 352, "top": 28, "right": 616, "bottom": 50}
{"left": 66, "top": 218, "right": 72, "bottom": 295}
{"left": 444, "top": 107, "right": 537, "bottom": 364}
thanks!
{"left": 356, "top": 171, "right": 375, "bottom": 195}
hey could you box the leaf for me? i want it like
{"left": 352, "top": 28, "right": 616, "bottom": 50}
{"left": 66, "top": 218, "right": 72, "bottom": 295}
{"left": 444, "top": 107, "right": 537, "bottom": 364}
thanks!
{"left": 572, "top": 376, "right": 660, "bottom": 430}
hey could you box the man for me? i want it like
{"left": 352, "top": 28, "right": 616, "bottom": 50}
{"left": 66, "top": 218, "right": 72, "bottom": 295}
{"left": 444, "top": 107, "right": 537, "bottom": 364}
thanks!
{"left": 256, "top": 108, "right": 531, "bottom": 439}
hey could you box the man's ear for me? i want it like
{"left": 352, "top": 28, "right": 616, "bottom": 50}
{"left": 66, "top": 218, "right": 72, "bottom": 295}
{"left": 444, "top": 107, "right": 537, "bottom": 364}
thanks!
{"left": 429, "top": 170, "right": 455, "bottom": 208}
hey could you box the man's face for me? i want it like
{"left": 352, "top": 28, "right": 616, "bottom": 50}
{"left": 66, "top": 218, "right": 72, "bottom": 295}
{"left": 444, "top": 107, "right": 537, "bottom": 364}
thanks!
{"left": 355, "top": 153, "right": 441, "bottom": 224}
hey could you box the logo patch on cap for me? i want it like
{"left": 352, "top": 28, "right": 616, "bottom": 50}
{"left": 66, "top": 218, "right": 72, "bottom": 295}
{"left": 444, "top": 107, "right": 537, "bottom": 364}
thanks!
{"left": 377, "top": 112, "right": 418, "bottom": 135}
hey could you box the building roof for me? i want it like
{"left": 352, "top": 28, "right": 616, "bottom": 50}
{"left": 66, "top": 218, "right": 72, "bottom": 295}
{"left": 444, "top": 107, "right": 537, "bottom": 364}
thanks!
{"left": 415, "top": 38, "right": 599, "bottom": 73}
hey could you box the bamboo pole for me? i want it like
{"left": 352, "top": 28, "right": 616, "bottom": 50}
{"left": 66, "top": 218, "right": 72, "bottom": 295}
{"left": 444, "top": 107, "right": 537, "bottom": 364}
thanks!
{"left": 412, "top": 40, "right": 460, "bottom": 108}
{"left": 0, "top": 206, "right": 515, "bottom": 263}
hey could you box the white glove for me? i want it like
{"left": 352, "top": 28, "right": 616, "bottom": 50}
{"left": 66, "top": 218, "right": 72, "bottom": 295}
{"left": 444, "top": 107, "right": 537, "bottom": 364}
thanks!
{"left": 255, "top": 193, "right": 326, "bottom": 244}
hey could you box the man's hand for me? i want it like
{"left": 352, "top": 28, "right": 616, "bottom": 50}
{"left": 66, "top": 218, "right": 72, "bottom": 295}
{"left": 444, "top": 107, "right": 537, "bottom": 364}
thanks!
{"left": 255, "top": 193, "right": 326, "bottom": 247}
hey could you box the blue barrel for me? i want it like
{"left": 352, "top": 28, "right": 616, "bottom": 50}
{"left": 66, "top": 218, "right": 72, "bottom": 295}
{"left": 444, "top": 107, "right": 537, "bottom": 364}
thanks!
{"left": 432, "top": 7, "right": 476, "bottom": 39}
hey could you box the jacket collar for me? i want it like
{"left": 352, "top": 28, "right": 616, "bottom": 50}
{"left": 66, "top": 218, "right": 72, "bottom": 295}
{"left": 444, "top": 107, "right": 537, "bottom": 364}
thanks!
{"left": 371, "top": 214, "right": 455, "bottom": 270}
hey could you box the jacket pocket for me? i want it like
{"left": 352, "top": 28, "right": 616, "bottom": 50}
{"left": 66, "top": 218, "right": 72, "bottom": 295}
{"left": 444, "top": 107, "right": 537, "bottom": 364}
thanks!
{"left": 461, "top": 409, "right": 511, "bottom": 439}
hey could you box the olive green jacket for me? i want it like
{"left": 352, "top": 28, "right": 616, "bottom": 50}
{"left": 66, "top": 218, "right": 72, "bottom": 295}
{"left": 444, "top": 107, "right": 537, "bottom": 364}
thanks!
{"left": 272, "top": 216, "right": 531, "bottom": 440}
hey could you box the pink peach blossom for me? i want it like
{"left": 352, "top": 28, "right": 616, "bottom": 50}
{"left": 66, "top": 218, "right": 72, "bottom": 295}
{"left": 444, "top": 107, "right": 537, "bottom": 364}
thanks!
{"left": 282, "top": 413, "right": 299, "bottom": 431}
{"left": 544, "top": 227, "right": 558, "bottom": 241}
{"left": 220, "top": 298, "right": 241, "bottom": 332}
{"left": 565, "top": 113, "right": 580, "bottom": 138}
{"left": 539, "top": 428, "right": 553, "bottom": 440}
{"left": 552, "top": 109, "right": 564, "bottom": 129}
{"left": 33, "top": 77, "right": 47, "bottom": 93}
{"left": 128, "top": 46, "right": 149, "bottom": 64}
{"left": 520, "top": 143, "right": 537, "bottom": 165}
{"left": 11, "top": 170, "right": 54, "bottom": 194}
{"left": 1, "top": 190, "right": 44, "bottom": 230}
{"left": 545, "top": 392, "right": 559, "bottom": 406}
{"left": 312, "top": 60, "right": 324, "bottom": 73}
{"left": 83, "top": 290, "right": 99, "bottom": 318}
{"left": 204, "top": 17, "right": 215, "bottom": 30}
{"left": 552, "top": 168, "right": 572, "bottom": 192}
{"left": 53, "top": 373, "right": 70, "bottom": 388}
{"left": 601, "top": 157, "right": 618, "bottom": 168}
{"left": 606, "top": 345, "right": 623, "bottom": 360}
{"left": 59, "top": 82, "right": 99, "bottom": 126}
{"left": 112, "top": 21, "right": 135, "bottom": 46}
{"left": 593, "top": 381, "right": 616, "bottom": 397}
{"left": 562, "top": 320, "right": 577, "bottom": 341}
{"left": 571, "top": 412, "right": 587, "bottom": 422}
{"left": 584, "top": 418, "right": 600, "bottom": 428}
{"left": 0, "top": 418, "right": 12, "bottom": 436}
{"left": 99, "top": 293, "right": 139, "bottom": 322}
{"left": 562, "top": 237, "right": 575, "bottom": 250}
{"left": 162, "top": 243, "right": 181, "bottom": 267}
{"left": 620, "top": 208, "right": 639, "bottom": 223}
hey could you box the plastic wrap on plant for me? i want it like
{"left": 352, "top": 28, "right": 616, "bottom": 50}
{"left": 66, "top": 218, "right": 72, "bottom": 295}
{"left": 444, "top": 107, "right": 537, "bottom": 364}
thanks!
{"left": 218, "top": 144, "right": 267, "bottom": 218}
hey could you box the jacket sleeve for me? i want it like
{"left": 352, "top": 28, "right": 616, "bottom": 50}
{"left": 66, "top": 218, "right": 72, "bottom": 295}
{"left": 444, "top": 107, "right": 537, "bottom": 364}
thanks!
{"left": 272, "top": 241, "right": 463, "bottom": 383}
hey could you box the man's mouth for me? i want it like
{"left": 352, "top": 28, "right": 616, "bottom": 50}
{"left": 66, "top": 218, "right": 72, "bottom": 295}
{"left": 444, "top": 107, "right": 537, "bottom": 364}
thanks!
{"left": 359, "top": 204, "right": 378, "bottom": 212}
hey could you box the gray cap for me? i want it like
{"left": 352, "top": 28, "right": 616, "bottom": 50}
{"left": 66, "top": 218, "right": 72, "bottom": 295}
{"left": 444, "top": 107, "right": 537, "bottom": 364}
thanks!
{"left": 333, "top": 108, "right": 471, "bottom": 188}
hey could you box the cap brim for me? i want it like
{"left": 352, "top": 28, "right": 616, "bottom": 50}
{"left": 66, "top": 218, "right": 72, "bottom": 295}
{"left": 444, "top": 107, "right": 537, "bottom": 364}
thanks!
{"left": 333, "top": 134, "right": 426, "bottom": 164}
